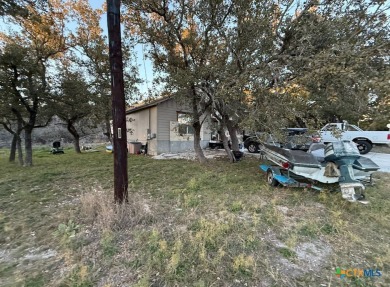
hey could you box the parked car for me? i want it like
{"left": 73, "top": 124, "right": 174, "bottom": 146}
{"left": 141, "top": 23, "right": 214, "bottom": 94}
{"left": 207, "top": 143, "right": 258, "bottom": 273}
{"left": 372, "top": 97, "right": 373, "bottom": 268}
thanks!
{"left": 319, "top": 122, "right": 390, "bottom": 154}
{"left": 244, "top": 128, "right": 321, "bottom": 153}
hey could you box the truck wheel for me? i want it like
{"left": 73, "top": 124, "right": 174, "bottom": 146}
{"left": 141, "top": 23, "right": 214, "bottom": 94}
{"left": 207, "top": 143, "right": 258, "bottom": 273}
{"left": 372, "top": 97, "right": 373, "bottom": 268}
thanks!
{"left": 247, "top": 142, "right": 259, "bottom": 153}
{"left": 267, "top": 170, "right": 279, "bottom": 187}
{"left": 354, "top": 140, "right": 372, "bottom": 154}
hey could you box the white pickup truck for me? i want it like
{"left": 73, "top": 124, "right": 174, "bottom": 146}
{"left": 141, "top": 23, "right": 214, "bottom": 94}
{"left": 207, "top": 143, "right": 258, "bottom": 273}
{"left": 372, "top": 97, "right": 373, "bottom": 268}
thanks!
{"left": 320, "top": 122, "right": 390, "bottom": 154}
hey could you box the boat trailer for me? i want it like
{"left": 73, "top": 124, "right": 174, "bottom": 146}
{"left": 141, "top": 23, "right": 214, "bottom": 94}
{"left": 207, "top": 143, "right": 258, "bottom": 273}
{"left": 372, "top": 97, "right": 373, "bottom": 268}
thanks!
{"left": 258, "top": 141, "right": 379, "bottom": 203}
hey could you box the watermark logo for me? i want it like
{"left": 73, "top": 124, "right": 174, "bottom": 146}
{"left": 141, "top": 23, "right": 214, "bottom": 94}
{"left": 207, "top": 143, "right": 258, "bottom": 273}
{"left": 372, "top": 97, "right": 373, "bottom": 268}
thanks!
{"left": 335, "top": 267, "right": 382, "bottom": 279}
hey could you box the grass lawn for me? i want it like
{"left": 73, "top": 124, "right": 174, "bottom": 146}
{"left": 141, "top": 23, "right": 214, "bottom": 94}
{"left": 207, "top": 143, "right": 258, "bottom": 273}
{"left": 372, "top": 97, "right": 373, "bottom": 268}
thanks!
{"left": 0, "top": 147, "right": 389, "bottom": 287}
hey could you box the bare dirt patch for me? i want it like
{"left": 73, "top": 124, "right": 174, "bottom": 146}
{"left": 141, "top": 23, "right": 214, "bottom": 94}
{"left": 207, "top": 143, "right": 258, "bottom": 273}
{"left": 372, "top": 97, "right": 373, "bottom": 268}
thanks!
{"left": 152, "top": 149, "right": 228, "bottom": 160}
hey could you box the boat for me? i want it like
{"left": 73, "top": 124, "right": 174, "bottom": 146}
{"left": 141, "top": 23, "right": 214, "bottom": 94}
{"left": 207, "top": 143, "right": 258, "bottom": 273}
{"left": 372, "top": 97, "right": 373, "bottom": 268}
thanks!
{"left": 259, "top": 141, "right": 380, "bottom": 202}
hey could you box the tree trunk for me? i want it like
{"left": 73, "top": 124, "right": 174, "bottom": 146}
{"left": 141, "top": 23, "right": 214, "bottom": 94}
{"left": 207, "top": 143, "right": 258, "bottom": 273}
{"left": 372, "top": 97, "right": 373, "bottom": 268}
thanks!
{"left": 218, "top": 127, "right": 235, "bottom": 163}
{"left": 67, "top": 122, "right": 81, "bottom": 153}
{"left": 6, "top": 109, "right": 25, "bottom": 164}
{"left": 16, "top": 118, "right": 24, "bottom": 165}
{"left": 73, "top": 134, "right": 81, "bottom": 153}
{"left": 105, "top": 114, "right": 112, "bottom": 143}
{"left": 193, "top": 120, "right": 207, "bottom": 164}
{"left": 190, "top": 86, "right": 207, "bottom": 164}
{"left": 226, "top": 119, "right": 240, "bottom": 151}
{"left": 17, "top": 134, "right": 24, "bottom": 166}
{"left": 24, "top": 126, "right": 33, "bottom": 166}
{"left": 9, "top": 134, "right": 17, "bottom": 162}
{"left": 9, "top": 129, "right": 25, "bottom": 165}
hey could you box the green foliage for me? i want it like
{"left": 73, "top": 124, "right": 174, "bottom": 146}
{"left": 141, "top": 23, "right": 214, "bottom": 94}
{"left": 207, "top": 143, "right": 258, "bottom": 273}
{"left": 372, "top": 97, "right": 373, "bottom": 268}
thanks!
{"left": 65, "top": 265, "right": 94, "bottom": 287}
{"left": 24, "top": 274, "right": 46, "bottom": 287}
{"left": 298, "top": 223, "right": 318, "bottom": 238}
{"left": 0, "top": 1, "right": 76, "bottom": 165}
{"left": 278, "top": 247, "right": 296, "bottom": 259}
{"left": 232, "top": 253, "right": 255, "bottom": 276}
{"left": 0, "top": 1, "right": 139, "bottom": 161}
{"left": 123, "top": 0, "right": 389, "bottom": 134}
{"left": 320, "top": 223, "right": 337, "bottom": 235}
{"left": 100, "top": 231, "right": 118, "bottom": 258}
{"left": 260, "top": 202, "right": 283, "bottom": 226}
{"left": 229, "top": 200, "right": 244, "bottom": 213}
{"left": 56, "top": 220, "right": 80, "bottom": 238}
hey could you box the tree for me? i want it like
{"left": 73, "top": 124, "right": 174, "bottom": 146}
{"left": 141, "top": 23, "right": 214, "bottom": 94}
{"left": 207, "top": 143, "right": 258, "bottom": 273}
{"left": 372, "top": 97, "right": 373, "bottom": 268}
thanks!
{"left": 0, "top": 65, "right": 23, "bottom": 164}
{"left": 0, "top": 0, "right": 74, "bottom": 166}
{"left": 124, "top": 0, "right": 240, "bottom": 163}
{"left": 247, "top": 0, "right": 390, "bottom": 130}
{"left": 70, "top": 1, "right": 139, "bottom": 143}
{"left": 0, "top": 103, "right": 24, "bottom": 165}
{"left": 198, "top": 0, "right": 389, "bottom": 136}
{"left": 53, "top": 70, "right": 94, "bottom": 153}
{"left": 124, "top": 0, "right": 389, "bottom": 157}
{"left": 0, "top": 42, "right": 53, "bottom": 166}
{"left": 123, "top": 1, "right": 329, "bottom": 162}
{"left": 68, "top": 1, "right": 113, "bottom": 142}
{"left": 0, "top": 0, "right": 46, "bottom": 17}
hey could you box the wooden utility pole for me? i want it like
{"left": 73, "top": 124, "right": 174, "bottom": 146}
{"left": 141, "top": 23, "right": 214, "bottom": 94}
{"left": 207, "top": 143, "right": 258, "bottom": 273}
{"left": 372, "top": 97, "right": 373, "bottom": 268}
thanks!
{"left": 107, "top": 0, "right": 128, "bottom": 203}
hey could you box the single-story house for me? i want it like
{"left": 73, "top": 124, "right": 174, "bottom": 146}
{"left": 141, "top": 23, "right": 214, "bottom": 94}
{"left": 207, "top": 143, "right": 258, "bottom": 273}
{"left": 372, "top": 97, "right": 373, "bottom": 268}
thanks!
{"left": 126, "top": 97, "right": 212, "bottom": 155}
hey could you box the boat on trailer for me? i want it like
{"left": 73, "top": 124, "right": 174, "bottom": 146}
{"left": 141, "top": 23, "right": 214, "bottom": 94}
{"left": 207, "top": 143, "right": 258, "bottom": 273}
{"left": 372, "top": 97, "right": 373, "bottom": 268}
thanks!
{"left": 259, "top": 141, "right": 380, "bottom": 203}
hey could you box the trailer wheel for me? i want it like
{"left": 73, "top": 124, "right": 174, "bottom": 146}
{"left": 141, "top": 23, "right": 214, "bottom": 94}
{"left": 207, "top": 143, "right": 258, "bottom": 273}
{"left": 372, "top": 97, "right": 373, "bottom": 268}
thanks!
{"left": 267, "top": 170, "right": 279, "bottom": 187}
{"left": 354, "top": 140, "right": 372, "bottom": 154}
{"left": 247, "top": 142, "right": 259, "bottom": 153}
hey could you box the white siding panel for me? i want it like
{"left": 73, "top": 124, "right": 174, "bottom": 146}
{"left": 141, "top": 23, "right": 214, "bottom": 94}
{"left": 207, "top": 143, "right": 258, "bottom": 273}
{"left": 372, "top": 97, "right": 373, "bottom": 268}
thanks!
{"left": 126, "top": 109, "right": 150, "bottom": 144}
{"left": 150, "top": 106, "right": 157, "bottom": 136}
{"left": 157, "top": 99, "right": 182, "bottom": 141}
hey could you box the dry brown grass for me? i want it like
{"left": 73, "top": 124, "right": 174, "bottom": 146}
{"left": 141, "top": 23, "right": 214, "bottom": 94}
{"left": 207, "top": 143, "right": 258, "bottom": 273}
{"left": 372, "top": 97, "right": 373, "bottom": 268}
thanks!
{"left": 79, "top": 187, "right": 154, "bottom": 232}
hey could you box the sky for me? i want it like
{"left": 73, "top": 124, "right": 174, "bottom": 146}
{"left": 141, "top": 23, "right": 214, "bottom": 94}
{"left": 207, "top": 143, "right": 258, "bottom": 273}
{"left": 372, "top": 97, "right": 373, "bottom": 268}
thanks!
{"left": 90, "top": 0, "right": 154, "bottom": 99}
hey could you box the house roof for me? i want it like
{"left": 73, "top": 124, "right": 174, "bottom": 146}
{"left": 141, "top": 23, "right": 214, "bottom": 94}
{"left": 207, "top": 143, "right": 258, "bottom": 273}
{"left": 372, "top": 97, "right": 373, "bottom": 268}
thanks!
{"left": 126, "top": 96, "right": 172, "bottom": 114}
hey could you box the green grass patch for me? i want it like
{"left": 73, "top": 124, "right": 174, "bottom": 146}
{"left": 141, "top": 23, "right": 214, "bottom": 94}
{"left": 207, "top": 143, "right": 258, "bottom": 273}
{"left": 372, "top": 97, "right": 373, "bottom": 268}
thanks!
{"left": 101, "top": 231, "right": 118, "bottom": 258}
{"left": 24, "top": 274, "right": 46, "bottom": 287}
{"left": 278, "top": 247, "right": 296, "bottom": 259}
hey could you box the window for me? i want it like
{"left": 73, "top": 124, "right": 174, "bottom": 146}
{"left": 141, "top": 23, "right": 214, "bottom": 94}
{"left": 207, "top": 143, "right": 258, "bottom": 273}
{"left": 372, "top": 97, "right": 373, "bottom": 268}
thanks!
{"left": 177, "top": 112, "right": 194, "bottom": 135}
{"left": 323, "top": 124, "right": 338, "bottom": 131}
{"left": 346, "top": 125, "right": 358, "bottom": 131}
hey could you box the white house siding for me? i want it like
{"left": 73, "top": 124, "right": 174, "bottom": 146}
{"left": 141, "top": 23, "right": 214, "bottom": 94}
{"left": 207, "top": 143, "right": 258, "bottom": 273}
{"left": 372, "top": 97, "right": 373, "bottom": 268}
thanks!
{"left": 169, "top": 120, "right": 195, "bottom": 153}
{"left": 126, "top": 98, "right": 212, "bottom": 155}
{"left": 157, "top": 99, "right": 179, "bottom": 141}
{"left": 200, "top": 113, "right": 212, "bottom": 142}
{"left": 126, "top": 109, "right": 150, "bottom": 143}
{"left": 148, "top": 106, "right": 158, "bottom": 155}
{"left": 156, "top": 99, "right": 210, "bottom": 154}
{"left": 126, "top": 107, "right": 158, "bottom": 155}
{"left": 149, "top": 106, "right": 158, "bottom": 136}
{"left": 147, "top": 139, "right": 158, "bottom": 156}
{"left": 156, "top": 99, "right": 181, "bottom": 153}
